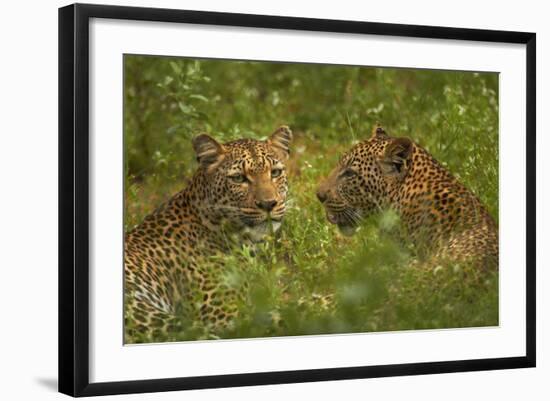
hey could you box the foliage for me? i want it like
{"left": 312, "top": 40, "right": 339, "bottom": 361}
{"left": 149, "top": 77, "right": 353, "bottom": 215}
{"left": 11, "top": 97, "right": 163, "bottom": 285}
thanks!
{"left": 124, "top": 55, "right": 499, "bottom": 342}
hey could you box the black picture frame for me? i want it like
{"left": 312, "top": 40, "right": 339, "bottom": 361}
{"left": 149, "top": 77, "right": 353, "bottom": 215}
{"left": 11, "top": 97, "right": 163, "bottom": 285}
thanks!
{"left": 58, "top": 3, "right": 536, "bottom": 397}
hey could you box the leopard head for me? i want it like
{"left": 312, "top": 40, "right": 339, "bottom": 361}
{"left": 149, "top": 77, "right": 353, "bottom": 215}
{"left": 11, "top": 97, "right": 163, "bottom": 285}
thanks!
{"left": 192, "top": 126, "right": 293, "bottom": 241}
{"left": 316, "top": 124, "right": 413, "bottom": 236}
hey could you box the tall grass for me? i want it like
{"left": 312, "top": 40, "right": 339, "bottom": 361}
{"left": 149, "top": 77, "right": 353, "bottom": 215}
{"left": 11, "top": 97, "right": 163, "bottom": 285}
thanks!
{"left": 124, "top": 55, "right": 499, "bottom": 342}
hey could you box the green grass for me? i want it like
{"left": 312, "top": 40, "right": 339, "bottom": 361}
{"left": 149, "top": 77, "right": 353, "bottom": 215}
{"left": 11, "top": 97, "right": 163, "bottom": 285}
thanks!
{"left": 124, "top": 55, "right": 499, "bottom": 342}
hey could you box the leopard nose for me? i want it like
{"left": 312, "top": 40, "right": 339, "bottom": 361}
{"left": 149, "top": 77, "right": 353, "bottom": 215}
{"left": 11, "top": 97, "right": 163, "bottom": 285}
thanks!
{"left": 256, "top": 199, "right": 277, "bottom": 212}
{"left": 316, "top": 189, "right": 327, "bottom": 203}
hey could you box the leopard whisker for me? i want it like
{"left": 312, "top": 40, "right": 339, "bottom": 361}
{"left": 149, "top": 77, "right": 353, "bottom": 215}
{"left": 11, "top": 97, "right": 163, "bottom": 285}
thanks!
{"left": 343, "top": 208, "right": 361, "bottom": 225}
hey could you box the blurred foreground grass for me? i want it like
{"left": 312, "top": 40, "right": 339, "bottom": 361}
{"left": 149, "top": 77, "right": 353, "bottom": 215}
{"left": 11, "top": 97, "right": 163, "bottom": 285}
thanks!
{"left": 124, "top": 56, "right": 499, "bottom": 342}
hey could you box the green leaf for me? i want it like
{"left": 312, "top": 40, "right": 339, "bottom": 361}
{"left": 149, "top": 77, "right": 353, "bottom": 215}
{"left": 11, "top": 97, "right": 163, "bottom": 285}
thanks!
{"left": 178, "top": 102, "right": 193, "bottom": 114}
{"left": 169, "top": 61, "right": 182, "bottom": 74}
{"left": 189, "top": 94, "right": 209, "bottom": 103}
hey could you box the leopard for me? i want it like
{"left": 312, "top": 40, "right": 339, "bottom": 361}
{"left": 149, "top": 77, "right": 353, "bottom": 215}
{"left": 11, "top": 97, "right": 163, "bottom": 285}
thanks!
{"left": 316, "top": 124, "right": 498, "bottom": 270}
{"left": 124, "top": 126, "right": 293, "bottom": 341}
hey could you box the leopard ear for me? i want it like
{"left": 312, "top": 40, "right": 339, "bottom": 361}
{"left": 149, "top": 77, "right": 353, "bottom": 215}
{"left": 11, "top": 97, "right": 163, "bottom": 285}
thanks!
{"left": 371, "top": 122, "right": 388, "bottom": 139}
{"left": 192, "top": 134, "right": 225, "bottom": 168}
{"left": 379, "top": 137, "right": 413, "bottom": 179}
{"left": 268, "top": 125, "right": 293, "bottom": 161}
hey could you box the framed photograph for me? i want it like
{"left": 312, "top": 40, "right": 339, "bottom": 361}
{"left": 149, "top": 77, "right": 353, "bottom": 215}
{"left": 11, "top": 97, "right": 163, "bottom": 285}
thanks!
{"left": 58, "top": 3, "right": 536, "bottom": 397}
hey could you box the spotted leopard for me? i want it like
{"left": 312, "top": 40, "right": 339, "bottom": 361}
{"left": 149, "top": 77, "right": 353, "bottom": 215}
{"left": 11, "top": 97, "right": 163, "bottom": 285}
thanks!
{"left": 124, "top": 126, "right": 293, "bottom": 341}
{"left": 316, "top": 124, "right": 498, "bottom": 269}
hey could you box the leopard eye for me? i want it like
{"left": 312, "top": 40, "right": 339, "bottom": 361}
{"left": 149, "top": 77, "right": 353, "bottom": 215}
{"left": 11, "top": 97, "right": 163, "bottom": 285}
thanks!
{"left": 229, "top": 174, "right": 247, "bottom": 184}
{"left": 271, "top": 168, "right": 283, "bottom": 178}
{"left": 342, "top": 169, "right": 357, "bottom": 178}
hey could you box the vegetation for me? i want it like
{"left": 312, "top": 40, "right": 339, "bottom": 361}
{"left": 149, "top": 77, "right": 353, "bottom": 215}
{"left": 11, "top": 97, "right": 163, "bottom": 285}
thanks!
{"left": 124, "top": 55, "right": 499, "bottom": 342}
